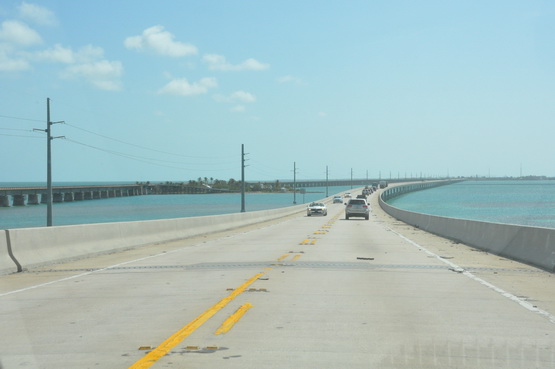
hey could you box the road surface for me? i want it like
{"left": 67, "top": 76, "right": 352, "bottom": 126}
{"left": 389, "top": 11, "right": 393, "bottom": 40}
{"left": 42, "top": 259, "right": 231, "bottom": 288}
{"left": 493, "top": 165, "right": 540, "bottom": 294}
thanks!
{"left": 1, "top": 190, "right": 554, "bottom": 368}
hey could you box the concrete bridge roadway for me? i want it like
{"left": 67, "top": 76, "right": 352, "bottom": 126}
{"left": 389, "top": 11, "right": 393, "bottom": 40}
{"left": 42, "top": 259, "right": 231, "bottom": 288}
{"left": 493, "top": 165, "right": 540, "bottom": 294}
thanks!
{"left": 0, "top": 191, "right": 554, "bottom": 368}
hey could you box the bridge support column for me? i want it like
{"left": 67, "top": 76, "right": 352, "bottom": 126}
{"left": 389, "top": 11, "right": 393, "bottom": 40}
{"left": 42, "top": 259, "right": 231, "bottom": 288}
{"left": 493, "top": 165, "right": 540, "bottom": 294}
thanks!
{"left": 28, "top": 194, "right": 40, "bottom": 205}
{"left": 13, "top": 195, "right": 26, "bottom": 206}
{"left": 41, "top": 194, "right": 48, "bottom": 204}
{"left": 53, "top": 193, "right": 64, "bottom": 203}
{"left": 74, "top": 192, "right": 84, "bottom": 200}
{"left": 0, "top": 195, "right": 11, "bottom": 207}
{"left": 84, "top": 191, "right": 93, "bottom": 200}
{"left": 64, "top": 193, "right": 74, "bottom": 202}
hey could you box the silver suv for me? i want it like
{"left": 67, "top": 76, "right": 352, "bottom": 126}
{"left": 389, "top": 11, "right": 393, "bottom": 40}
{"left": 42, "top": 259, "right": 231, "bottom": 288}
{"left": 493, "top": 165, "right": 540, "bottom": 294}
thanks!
{"left": 345, "top": 198, "right": 369, "bottom": 220}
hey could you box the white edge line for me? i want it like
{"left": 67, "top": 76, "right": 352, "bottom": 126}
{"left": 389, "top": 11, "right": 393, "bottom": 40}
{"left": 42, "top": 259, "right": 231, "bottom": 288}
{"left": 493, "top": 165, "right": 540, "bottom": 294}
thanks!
{"left": 0, "top": 251, "right": 174, "bottom": 298}
{"left": 0, "top": 217, "right": 290, "bottom": 298}
{"left": 388, "top": 227, "right": 555, "bottom": 325}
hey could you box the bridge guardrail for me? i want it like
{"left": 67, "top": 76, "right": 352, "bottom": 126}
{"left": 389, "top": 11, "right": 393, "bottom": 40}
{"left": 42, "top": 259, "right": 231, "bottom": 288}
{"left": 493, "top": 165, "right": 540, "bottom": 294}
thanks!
{"left": 379, "top": 181, "right": 555, "bottom": 272}
{"left": 0, "top": 190, "right": 349, "bottom": 275}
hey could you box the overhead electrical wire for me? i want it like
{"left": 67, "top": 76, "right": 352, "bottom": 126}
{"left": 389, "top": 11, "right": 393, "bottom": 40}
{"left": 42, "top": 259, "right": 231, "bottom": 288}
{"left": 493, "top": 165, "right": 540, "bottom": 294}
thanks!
{"left": 0, "top": 133, "right": 43, "bottom": 139}
{"left": 63, "top": 122, "right": 239, "bottom": 162}
{"left": 0, "top": 114, "right": 43, "bottom": 123}
{"left": 2, "top": 111, "right": 244, "bottom": 175}
{"left": 63, "top": 138, "right": 236, "bottom": 172}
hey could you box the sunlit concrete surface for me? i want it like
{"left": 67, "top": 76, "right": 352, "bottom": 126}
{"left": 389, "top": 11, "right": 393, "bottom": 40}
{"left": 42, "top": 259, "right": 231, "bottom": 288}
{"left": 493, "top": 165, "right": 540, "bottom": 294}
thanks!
{"left": 0, "top": 190, "right": 554, "bottom": 369}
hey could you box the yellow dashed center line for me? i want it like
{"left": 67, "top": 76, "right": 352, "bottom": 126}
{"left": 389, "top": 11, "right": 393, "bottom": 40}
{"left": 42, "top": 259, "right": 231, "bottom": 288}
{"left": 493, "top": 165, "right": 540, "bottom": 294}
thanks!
{"left": 277, "top": 254, "right": 290, "bottom": 261}
{"left": 215, "top": 303, "right": 253, "bottom": 335}
{"left": 128, "top": 272, "right": 264, "bottom": 369}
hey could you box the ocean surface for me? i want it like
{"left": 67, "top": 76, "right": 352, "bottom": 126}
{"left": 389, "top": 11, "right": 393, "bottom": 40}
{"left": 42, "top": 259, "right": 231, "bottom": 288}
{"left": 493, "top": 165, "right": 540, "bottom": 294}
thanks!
{"left": 4, "top": 180, "right": 555, "bottom": 230}
{"left": 0, "top": 183, "right": 354, "bottom": 230}
{"left": 387, "top": 180, "right": 555, "bottom": 229}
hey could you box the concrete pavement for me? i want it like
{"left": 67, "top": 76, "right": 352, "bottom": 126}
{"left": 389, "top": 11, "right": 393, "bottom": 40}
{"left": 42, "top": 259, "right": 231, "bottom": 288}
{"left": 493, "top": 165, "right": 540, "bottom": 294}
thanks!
{"left": 0, "top": 189, "right": 554, "bottom": 368}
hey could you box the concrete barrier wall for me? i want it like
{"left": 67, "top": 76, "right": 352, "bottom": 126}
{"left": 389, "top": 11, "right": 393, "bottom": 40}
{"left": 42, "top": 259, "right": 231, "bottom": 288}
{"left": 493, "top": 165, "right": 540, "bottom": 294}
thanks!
{"left": 1, "top": 201, "right": 313, "bottom": 275}
{"left": 379, "top": 183, "right": 555, "bottom": 272}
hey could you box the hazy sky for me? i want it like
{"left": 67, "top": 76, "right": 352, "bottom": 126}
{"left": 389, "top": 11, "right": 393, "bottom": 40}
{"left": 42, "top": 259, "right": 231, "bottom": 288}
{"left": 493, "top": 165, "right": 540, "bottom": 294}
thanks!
{"left": 1, "top": 1, "right": 554, "bottom": 183}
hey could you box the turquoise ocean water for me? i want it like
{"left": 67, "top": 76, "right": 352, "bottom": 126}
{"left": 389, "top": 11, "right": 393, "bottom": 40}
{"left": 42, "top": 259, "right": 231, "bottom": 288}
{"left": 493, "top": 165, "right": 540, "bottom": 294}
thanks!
{"left": 0, "top": 183, "right": 354, "bottom": 229}
{"left": 387, "top": 180, "right": 555, "bottom": 229}
{"left": 4, "top": 180, "right": 555, "bottom": 230}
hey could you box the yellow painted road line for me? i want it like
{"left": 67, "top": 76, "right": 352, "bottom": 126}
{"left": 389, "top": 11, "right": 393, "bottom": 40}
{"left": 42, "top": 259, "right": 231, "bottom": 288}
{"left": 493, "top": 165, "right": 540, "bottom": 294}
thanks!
{"left": 292, "top": 254, "right": 302, "bottom": 261}
{"left": 277, "top": 254, "right": 290, "bottom": 261}
{"left": 128, "top": 272, "right": 264, "bottom": 369}
{"left": 299, "top": 239, "right": 309, "bottom": 245}
{"left": 215, "top": 303, "right": 253, "bottom": 335}
{"left": 310, "top": 240, "right": 317, "bottom": 245}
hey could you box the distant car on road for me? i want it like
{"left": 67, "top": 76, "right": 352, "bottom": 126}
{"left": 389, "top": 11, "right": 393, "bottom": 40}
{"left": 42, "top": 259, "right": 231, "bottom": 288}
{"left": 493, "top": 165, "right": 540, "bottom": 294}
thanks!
{"left": 345, "top": 198, "right": 369, "bottom": 220}
{"left": 333, "top": 196, "right": 343, "bottom": 203}
{"left": 307, "top": 202, "right": 328, "bottom": 216}
{"left": 344, "top": 192, "right": 352, "bottom": 198}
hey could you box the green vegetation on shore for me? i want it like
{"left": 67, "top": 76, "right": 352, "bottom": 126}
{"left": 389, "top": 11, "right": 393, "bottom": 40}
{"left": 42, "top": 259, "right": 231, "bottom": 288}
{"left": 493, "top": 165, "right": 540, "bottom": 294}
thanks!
{"left": 136, "top": 178, "right": 292, "bottom": 194}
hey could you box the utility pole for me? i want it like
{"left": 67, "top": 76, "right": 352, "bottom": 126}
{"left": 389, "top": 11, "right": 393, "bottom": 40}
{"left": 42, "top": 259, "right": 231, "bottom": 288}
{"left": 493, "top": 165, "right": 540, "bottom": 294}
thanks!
{"left": 35, "top": 98, "right": 64, "bottom": 226}
{"left": 325, "top": 165, "right": 329, "bottom": 197}
{"left": 293, "top": 162, "right": 297, "bottom": 204}
{"left": 241, "top": 144, "right": 247, "bottom": 212}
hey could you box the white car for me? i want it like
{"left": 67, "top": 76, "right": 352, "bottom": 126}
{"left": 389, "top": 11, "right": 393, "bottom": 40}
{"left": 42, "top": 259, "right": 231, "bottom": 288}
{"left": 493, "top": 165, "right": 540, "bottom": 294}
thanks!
{"left": 345, "top": 198, "right": 369, "bottom": 220}
{"left": 307, "top": 202, "right": 328, "bottom": 216}
{"left": 333, "top": 196, "right": 343, "bottom": 204}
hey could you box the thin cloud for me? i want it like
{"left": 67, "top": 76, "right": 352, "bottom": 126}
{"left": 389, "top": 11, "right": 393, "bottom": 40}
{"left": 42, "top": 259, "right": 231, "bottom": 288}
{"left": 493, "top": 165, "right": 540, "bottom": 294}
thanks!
{"left": 0, "top": 20, "right": 42, "bottom": 46}
{"left": 124, "top": 25, "right": 198, "bottom": 57}
{"left": 278, "top": 75, "right": 302, "bottom": 84}
{"left": 231, "top": 90, "right": 256, "bottom": 102}
{"left": 203, "top": 54, "right": 269, "bottom": 71}
{"left": 0, "top": 20, "right": 41, "bottom": 71}
{"left": 62, "top": 60, "right": 123, "bottom": 91}
{"left": 158, "top": 77, "right": 217, "bottom": 96}
{"left": 35, "top": 43, "right": 122, "bottom": 90}
{"left": 36, "top": 44, "right": 104, "bottom": 64}
{"left": 231, "top": 105, "right": 246, "bottom": 113}
{"left": 0, "top": 50, "right": 30, "bottom": 71}
{"left": 18, "top": 2, "right": 58, "bottom": 26}
{"left": 213, "top": 90, "right": 256, "bottom": 103}
{"left": 36, "top": 44, "right": 74, "bottom": 63}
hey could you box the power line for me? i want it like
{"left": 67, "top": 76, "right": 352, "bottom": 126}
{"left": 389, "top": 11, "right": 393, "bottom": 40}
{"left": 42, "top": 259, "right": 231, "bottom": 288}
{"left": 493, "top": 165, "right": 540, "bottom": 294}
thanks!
{"left": 0, "top": 133, "right": 43, "bottom": 139}
{"left": 0, "top": 127, "right": 34, "bottom": 132}
{"left": 64, "top": 122, "right": 238, "bottom": 161}
{"left": 0, "top": 114, "right": 43, "bottom": 123}
{"left": 64, "top": 138, "right": 236, "bottom": 172}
